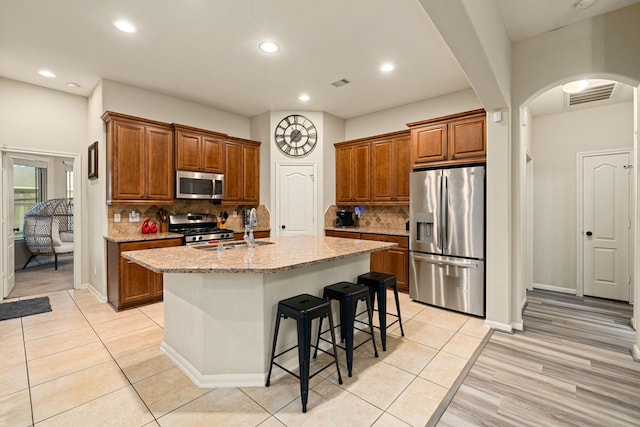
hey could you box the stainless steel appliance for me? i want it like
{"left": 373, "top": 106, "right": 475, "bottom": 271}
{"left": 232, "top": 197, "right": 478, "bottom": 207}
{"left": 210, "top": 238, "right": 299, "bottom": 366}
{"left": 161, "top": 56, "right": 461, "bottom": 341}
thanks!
{"left": 176, "top": 170, "right": 224, "bottom": 200}
{"left": 409, "top": 166, "right": 485, "bottom": 316}
{"left": 335, "top": 210, "right": 356, "bottom": 227}
{"left": 168, "top": 213, "right": 234, "bottom": 245}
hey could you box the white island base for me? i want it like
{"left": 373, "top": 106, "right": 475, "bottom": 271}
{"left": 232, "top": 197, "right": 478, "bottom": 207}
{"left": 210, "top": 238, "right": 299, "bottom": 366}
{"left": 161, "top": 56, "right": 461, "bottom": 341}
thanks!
{"left": 160, "top": 254, "right": 370, "bottom": 388}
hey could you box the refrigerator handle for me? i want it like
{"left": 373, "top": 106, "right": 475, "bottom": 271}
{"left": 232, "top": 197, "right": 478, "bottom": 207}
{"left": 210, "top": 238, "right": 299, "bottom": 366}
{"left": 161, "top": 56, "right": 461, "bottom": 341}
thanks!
{"left": 438, "top": 175, "right": 443, "bottom": 251}
{"left": 443, "top": 175, "right": 448, "bottom": 251}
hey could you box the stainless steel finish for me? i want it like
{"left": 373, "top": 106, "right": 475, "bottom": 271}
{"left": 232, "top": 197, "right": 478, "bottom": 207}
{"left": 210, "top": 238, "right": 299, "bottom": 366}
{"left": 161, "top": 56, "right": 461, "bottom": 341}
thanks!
{"left": 409, "top": 166, "right": 485, "bottom": 316}
{"left": 175, "top": 170, "right": 224, "bottom": 200}
{"left": 409, "top": 253, "right": 485, "bottom": 317}
{"left": 168, "top": 213, "right": 234, "bottom": 245}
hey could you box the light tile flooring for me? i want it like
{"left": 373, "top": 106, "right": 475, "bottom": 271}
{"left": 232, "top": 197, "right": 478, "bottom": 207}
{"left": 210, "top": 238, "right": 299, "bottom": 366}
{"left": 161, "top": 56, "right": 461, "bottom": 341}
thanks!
{"left": 0, "top": 289, "right": 490, "bottom": 426}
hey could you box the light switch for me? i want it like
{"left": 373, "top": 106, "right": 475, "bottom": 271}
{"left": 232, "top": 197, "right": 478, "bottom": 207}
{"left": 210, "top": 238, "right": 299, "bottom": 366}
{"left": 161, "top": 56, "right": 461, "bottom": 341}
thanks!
{"left": 129, "top": 211, "right": 140, "bottom": 222}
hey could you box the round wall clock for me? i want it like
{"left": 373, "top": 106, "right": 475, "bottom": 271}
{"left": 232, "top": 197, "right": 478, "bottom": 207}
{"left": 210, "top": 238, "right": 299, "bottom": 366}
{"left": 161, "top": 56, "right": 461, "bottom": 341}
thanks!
{"left": 274, "top": 114, "right": 318, "bottom": 157}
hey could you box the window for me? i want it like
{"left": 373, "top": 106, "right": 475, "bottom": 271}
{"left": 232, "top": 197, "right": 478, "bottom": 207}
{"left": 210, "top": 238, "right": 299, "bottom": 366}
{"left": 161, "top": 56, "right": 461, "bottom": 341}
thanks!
{"left": 64, "top": 161, "right": 74, "bottom": 198}
{"left": 13, "top": 161, "right": 47, "bottom": 239}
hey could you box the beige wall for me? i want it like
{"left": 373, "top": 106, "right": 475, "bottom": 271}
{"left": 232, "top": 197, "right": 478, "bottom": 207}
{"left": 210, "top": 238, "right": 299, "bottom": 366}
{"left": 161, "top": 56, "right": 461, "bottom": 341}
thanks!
{"left": 532, "top": 101, "right": 634, "bottom": 292}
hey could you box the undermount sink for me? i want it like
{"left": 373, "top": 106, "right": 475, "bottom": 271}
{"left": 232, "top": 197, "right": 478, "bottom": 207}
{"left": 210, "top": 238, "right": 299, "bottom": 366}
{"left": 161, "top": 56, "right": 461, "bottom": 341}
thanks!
{"left": 194, "top": 240, "right": 274, "bottom": 251}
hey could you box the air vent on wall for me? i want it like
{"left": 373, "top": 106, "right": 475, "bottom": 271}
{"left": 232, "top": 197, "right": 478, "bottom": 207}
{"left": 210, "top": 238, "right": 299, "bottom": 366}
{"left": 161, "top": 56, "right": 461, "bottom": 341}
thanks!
{"left": 331, "top": 78, "right": 350, "bottom": 88}
{"left": 568, "top": 83, "right": 615, "bottom": 106}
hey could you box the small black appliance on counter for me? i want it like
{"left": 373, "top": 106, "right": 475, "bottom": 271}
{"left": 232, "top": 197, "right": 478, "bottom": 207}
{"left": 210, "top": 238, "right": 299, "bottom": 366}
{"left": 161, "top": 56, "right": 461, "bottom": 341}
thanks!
{"left": 335, "top": 210, "right": 356, "bottom": 227}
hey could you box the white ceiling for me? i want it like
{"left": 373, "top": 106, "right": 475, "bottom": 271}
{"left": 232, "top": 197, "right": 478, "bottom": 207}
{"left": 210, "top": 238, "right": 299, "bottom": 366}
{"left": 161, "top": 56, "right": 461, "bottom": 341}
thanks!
{"left": 1, "top": 0, "right": 638, "bottom": 119}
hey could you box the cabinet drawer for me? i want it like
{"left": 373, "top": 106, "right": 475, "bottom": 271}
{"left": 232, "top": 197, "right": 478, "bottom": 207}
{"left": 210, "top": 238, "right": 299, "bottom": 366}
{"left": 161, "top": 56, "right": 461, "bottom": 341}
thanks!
{"left": 120, "top": 238, "right": 183, "bottom": 252}
{"left": 326, "top": 230, "right": 361, "bottom": 239}
{"left": 359, "top": 233, "right": 408, "bottom": 248}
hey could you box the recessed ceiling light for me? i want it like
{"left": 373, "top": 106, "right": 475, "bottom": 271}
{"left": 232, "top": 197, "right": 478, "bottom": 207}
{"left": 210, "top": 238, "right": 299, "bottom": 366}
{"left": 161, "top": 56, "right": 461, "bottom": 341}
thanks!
{"left": 299, "top": 94, "right": 310, "bottom": 102}
{"left": 575, "top": 0, "right": 596, "bottom": 10}
{"left": 562, "top": 80, "right": 589, "bottom": 94}
{"left": 258, "top": 41, "right": 280, "bottom": 54}
{"left": 114, "top": 20, "right": 136, "bottom": 33}
{"left": 38, "top": 70, "right": 56, "bottom": 78}
{"left": 380, "top": 63, "right": 395, "bottom": 72}
{"left": 67, "top": 82, "right": 81, "bottom": 88}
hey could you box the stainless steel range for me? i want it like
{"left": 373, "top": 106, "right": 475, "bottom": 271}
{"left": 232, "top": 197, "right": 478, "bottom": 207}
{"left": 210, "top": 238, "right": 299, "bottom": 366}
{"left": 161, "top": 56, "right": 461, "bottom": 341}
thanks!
{"left": 169, "top": 213, "right": 235, "bottom": 245}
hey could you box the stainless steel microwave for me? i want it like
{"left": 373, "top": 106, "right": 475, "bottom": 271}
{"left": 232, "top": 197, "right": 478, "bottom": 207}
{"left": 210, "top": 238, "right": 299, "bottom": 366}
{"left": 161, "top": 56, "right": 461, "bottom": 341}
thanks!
{"left": 176, "top": 171, "right": 224, "bottom": 200}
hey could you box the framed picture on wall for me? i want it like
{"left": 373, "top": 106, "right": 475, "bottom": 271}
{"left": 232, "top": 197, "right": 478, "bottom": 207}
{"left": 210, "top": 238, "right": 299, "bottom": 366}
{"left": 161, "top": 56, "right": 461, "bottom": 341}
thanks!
{"left": 88, "top": 141, "right": 98, "bottom": 180}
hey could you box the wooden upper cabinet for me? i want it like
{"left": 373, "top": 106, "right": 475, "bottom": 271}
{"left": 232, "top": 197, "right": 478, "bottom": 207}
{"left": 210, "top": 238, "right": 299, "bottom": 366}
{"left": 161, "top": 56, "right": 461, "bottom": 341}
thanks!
{"left": 408, "top": 109, "right": 486, "bottom": 169}
{"left": 371, "top": 132, "right": 410, "bottom": 203}
{"left": 174, "top": 125, "right": 224, "bottom": 173}
{"left": 411, "top": 123, "right": 447, "bottom": 165}
{"left": 223, "top": 136, "right": 260, "bottom": 205}
{"left": 337, "top": 130, "right": 409, "bottom": 206}
{"left": 448, "top": 115, "right": 486, "bottom": 161}
{"left": 335, "top": 142, "right": 370, "bottom": 204}
{"left": 102, "top": 112, "right": 174, "bottom": 205}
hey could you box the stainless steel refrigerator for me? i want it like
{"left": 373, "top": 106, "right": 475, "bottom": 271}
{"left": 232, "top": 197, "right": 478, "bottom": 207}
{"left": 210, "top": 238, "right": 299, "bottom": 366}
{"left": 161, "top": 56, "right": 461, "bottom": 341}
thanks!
{"left": 409, "top": 166, "right": 485, "bottom": 316}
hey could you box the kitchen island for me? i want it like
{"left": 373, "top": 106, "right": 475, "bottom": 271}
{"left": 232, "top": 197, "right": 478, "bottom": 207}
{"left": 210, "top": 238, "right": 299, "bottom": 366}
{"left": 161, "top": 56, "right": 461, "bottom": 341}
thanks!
{"left": 121, "top": 235, "right": 396, "bottom": 387}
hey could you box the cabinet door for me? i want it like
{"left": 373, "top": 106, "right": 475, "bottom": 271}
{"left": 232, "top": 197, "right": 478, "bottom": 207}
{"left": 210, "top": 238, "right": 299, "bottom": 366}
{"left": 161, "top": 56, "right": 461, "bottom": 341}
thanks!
{"left": 202, "top": 136, "right": 224, "bottom": 172}
{"left": 371, "top": 140, "right": 393, "bottom": 202}
{"left": 175, "top": 130, "right": 202, "bottom": 171}
{"left": 145, "top": 126, "right": 174, "bottom": 201}
{"left": 242, "top": 144, "right": 259, "bottom": 204}
{"left": 353, "top": 144, "right": 371, "bottom": 202}
{"left": 394, "top": 136, "right": 411, "bottom": 202}
{"left": 448, "top": 115, "right": 486, "bottom": 161}
{"left": 335, "top": 146, "right": 354, "bottom": 203}
{"left": 224, "top": 142, "right": 241, "bottom": 202}
{"left": 411, "top": 123, "right": 447, "bottom": 166}
{"left": 120, "top": 257, "right": 155, "bottom": 305}
{"left": 385, "top": 248, "right": 409, "bottom": 293}
{"left": 111, "top": 120, "right": 146, "bottom": 200}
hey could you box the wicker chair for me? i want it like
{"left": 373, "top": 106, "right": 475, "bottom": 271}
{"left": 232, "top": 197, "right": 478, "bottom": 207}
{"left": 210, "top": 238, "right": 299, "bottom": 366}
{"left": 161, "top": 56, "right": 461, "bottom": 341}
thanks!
{"left": 22, "top": 198, "right": 74, "bottom": 270}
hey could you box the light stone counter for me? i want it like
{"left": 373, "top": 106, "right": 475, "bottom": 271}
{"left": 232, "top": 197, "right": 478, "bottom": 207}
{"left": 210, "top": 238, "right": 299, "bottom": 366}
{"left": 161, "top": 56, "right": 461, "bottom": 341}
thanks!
{"left": 121, "top": 235, "right": 395, "bottom": 273}
{"left": 122, "top": 235, "right": 396, "bottom": 388}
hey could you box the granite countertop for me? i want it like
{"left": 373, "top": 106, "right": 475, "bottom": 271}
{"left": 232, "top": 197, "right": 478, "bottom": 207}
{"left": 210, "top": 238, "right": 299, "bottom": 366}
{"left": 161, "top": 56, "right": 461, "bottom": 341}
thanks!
{"left": 104, "top": 232, "right": 184, "bottom": 243}
{"left": 121, "top": 235, "right": 396, "bottom": 274}
{"left": 325, "top": 226, "right": 409, "bottom": 238}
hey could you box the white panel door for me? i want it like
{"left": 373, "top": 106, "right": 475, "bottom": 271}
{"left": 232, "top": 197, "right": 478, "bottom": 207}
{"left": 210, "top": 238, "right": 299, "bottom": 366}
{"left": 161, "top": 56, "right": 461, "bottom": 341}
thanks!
{"left": 277, "top": 164, "right": 316, "bottom": 236}
{"left": 2, "top": 154, "right": 16, "bottom": 298}
{"left": 583, "top": 152, "right": 630, "bottom": 301}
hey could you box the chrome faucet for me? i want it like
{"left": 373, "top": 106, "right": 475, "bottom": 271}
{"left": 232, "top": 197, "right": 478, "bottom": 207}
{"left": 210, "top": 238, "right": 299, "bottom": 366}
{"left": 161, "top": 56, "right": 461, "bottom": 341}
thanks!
{"left": 243, "top": 208, "right": 257, "bottom": 248}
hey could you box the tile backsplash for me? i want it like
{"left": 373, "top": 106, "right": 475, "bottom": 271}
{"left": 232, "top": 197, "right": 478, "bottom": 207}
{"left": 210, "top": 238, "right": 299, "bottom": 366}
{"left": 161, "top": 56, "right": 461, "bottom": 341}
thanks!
{"left": 324, "top": 205, "right": 409, "bottom": 231}
{"left": 108, "top": 202, "right": 270, "bottom": 235}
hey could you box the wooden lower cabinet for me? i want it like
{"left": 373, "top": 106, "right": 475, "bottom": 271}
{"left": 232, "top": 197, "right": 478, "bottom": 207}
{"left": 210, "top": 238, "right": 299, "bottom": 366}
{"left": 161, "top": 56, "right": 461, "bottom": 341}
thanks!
{"left": 107, "top": 238, "right": 183, "bottom": 311}
{"left": 325, "top": 230, "right": 409, "bottom": 293}
{"left": 234, "top": 230, "right": 270, "bottom": 240}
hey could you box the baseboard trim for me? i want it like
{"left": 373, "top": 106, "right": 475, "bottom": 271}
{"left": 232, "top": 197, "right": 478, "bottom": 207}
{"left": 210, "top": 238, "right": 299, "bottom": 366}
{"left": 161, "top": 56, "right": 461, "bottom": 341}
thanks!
{"left": 85, "top": 283, "right": 107, "bottom": 303}
{"left": 632, "top": 344, "right": 640, "bottom": 362}
{"left": 160, "top": 341, "right": 265, "bottom": 388}
{"left": 532, "top": 283, "right": 576, "bottom": 295}
{"left": 484, "top": 319, "right": 513, "bottom": 333}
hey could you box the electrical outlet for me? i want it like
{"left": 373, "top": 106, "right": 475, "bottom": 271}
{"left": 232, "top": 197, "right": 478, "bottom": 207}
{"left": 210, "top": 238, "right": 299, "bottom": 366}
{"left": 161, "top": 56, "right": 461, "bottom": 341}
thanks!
{"left": 114, "top": 213, "right": 121, "bottom": 223}
{"left": 129, "top": 211, "right": 140, "bottom": 222}
{"left": 232, "top": 211, "right": 237, "bottom": 218}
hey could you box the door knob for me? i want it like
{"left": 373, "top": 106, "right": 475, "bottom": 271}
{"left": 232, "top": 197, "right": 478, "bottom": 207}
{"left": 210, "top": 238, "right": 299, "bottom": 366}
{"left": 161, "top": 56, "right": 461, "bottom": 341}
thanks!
{"left": 281, "top": 225, "right": 286, "bottom": 229}
{"left": 586, "top": 231, "right": 593, "bottom": 236}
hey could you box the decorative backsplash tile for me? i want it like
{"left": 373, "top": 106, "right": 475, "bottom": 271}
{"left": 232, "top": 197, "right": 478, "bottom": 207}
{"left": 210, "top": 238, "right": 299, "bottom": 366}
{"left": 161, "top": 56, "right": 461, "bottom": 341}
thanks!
{"left": 324, "top": 205, "right": 409, "bottom": 231}
{"left": 108, "top": 202, "right": 270, "bottom": 235}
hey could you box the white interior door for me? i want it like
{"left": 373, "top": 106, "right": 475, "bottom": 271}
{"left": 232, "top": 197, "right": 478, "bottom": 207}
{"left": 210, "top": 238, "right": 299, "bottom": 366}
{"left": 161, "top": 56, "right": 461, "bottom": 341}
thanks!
{"left": 583, "top": 152, "right": 630, "bottom": 301}
{"left": 1, "top": 154, "right": 16, "bottom": 298}
{"left": 276, "top": 163, "right": 316, "bottom": 236}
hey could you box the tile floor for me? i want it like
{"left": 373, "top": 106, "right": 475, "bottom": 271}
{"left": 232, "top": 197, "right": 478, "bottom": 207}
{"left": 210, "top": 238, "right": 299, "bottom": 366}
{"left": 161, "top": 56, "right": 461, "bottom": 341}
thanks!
{"left": 0, "top": 289, "right": 490, "bottom": 426}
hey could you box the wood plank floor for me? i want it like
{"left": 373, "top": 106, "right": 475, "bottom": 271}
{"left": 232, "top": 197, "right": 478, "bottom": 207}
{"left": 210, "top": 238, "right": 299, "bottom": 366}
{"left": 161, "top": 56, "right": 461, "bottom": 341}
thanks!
{"left": 436, "top": 290, "right": 640, "bottom": 426}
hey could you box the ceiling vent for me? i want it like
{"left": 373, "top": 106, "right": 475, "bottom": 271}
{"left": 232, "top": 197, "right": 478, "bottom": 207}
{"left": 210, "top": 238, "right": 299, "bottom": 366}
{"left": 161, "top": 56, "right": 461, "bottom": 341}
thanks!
{"left": 568, "top": 83, "right": 616, "bottom": 106}
{"left": 331, "top": 78, "right": 350, "bottom": 88}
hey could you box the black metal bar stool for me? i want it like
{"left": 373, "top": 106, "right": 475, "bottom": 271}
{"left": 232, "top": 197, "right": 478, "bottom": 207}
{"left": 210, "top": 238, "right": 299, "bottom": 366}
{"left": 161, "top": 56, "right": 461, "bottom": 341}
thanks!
{"left": 314, "top": 281, "right": 378, "bottom": 377}
{"left": 357, "top": 272, "right": 405, "bottom": 351}
{"left": 266, "top": 293, "right": 343, "bottom": 413}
